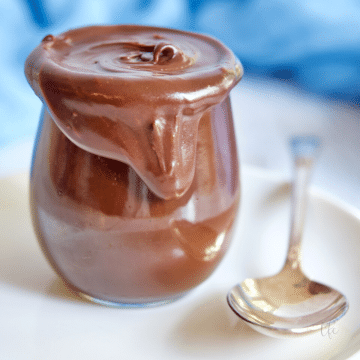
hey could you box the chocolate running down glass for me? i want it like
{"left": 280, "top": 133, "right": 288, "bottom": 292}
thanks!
{"left": 25, "top": 25, "right": 243, "bottom": 306}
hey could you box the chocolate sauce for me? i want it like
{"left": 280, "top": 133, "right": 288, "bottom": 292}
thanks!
{"left": 26, "top": 25, "right": 242, "bottom": 305}
{"left": 26, "top": 25, "right": 242, "bottom": 200}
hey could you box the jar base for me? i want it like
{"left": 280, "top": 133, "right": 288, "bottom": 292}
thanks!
{"left": 78, "top": 291, "right": 189, "bottom": 308}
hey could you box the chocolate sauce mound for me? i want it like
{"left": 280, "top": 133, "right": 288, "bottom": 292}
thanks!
{"left": 25, "top": 25, "right": 243, "bottom": 199}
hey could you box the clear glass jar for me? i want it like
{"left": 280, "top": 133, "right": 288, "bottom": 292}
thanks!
{"left": 26, "top": 25, "right": 242, "bottom": 306}
{"left": 30, "top": 95, "right": 240, "bottom": 306}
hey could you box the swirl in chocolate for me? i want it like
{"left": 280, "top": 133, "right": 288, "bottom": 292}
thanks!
{"left": 25, "top": 25, "right": 243, "bottom": 199}
{"left": 87, "top": 41, "right": 195, "bottom": 73}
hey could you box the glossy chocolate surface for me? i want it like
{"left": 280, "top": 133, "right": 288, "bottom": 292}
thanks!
{"left": 26, "top": 25, "right": 242, "bottom": 304}
{"left": 26, "top": 25, "right": 242, "bottom": 199}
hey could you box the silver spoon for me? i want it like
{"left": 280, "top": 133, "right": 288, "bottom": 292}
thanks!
{"left": 227, "top": 136, "right": 349, "bottom": 337}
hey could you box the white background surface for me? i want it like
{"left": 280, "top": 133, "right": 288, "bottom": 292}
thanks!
{"left": 232, "top": 78, "right": 360, "bottom": 211}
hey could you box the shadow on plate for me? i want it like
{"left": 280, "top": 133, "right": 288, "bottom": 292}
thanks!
{"left": 0, "top": 174, "right": 92, "bottom": 305}
{"left": 259, "top": 182, "right": 291, "bottom": 211}
{"left": 46, "top": 278, "right": 92, "bottom": 303}
{"left": 168, "top": 291, "right": 275, "bottom": 357}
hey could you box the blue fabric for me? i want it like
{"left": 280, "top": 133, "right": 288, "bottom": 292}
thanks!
{"left": 1, "top": 0, "right": 359, "bottom": 147}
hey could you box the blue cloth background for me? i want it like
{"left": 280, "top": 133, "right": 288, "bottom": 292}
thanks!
{"left": 1, "top": 0, "right": 360, "bottom": 149}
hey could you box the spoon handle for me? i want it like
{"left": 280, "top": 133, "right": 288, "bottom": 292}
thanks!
{"left": 285, "top": 136, "right": 321, "bottom": 269}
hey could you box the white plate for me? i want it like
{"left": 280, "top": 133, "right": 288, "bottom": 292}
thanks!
{"left": 0, "top": 166, "right": 359, "bottom": 360}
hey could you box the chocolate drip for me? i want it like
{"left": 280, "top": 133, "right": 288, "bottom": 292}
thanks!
{"left": 25, "top": 25, "right": 243, "bottom": 199}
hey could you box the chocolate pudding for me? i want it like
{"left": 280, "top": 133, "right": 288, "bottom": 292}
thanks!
{"left": 26, "top": 25, "right": 243, "bottom": 305}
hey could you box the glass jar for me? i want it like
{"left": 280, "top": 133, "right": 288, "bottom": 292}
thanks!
{"left": 26, "top": 25, "right": 242, "bottom": 306}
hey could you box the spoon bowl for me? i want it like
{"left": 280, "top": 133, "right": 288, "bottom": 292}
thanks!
{"left": 227, "top": 136, "right": 349, "bottom": 337}
{"left": 228, "top": 266, "right": 348, "bottom": 337}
